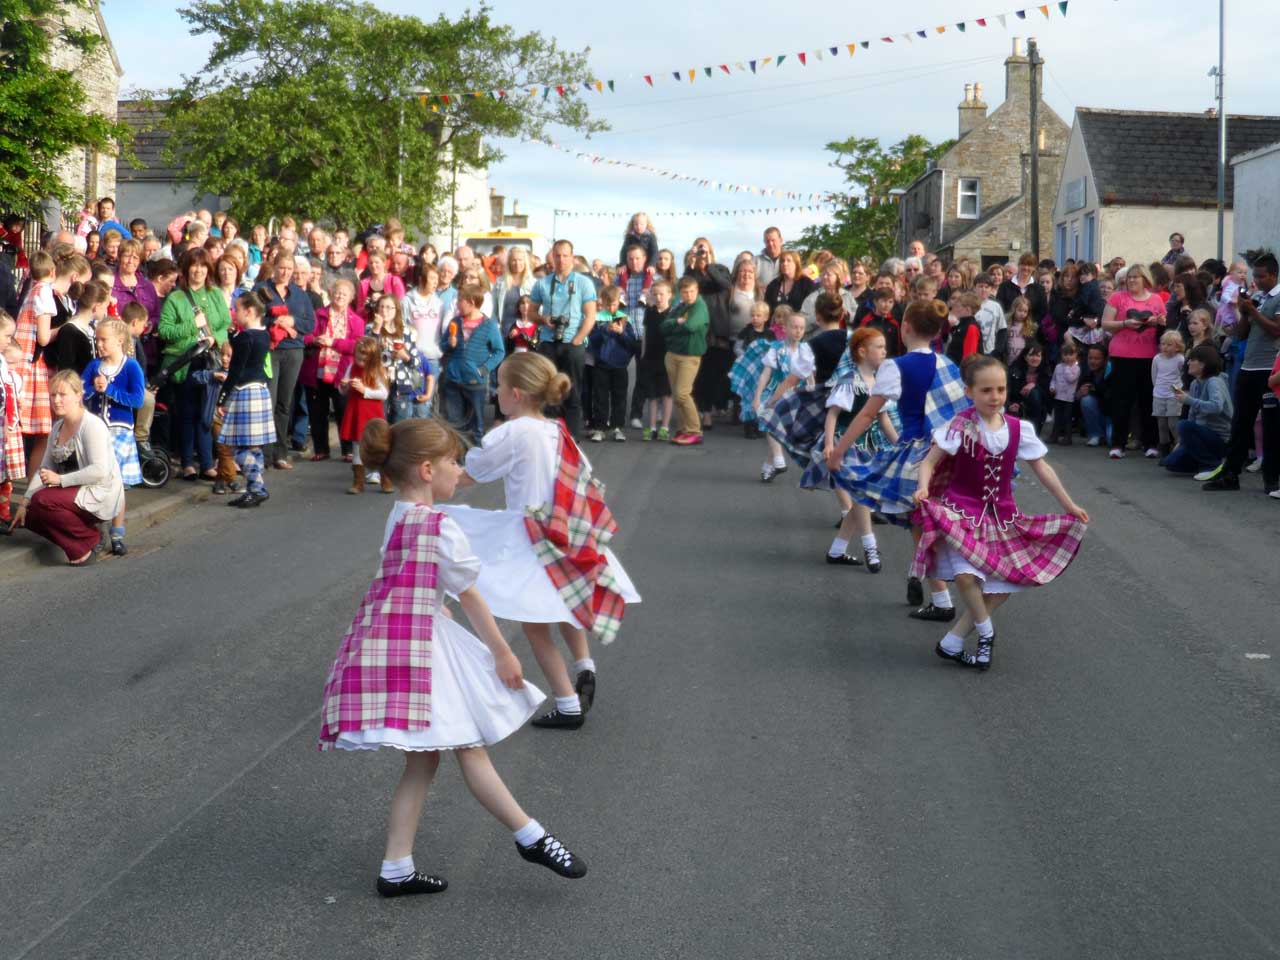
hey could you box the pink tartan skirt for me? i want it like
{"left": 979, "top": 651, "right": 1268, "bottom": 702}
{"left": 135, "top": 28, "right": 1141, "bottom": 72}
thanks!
{"left": 910, "top": 499, "right": 1085, "bottom": 591}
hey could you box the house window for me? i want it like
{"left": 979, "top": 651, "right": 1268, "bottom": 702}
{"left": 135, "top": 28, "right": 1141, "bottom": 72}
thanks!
{"left": 1083, "top": 213, "right": 1097, "bottom": 262}
{"left": 1070, "top": 219, "right": 1080, "bottom": 260}
{"left": 957, "top": 178, "right": 980, "bottom": 220}
{"left": 1054, "top": 223, "right": 1067, "bottom": 265}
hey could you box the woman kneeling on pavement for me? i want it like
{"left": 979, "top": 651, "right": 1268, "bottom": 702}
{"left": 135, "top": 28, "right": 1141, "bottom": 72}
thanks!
{"left": 9, "top": 369, "right": 124, "bottom": 565}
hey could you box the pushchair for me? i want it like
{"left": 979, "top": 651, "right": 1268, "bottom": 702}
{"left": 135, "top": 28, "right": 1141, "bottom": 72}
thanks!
{"left": 139, "top": 339, "right": 216, "bottom": 489}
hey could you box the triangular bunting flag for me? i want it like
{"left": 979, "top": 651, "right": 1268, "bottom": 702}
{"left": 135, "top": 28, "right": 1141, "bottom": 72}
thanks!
{"left": 903, "top": 33, "right": 914, "bottom": 43}
{"left": 882, "top": 36, "right": 894, "bottom": 42}
{"left": 418, "top": 95, "right": 427, "bottom": 105}
{"left": 703, "top": 66, "right": 712, "bottom": 78}
{"left": 860, "top": 40, "right": 870, "bottom": 48}
{"left": 720, "top": 64, "right": 731, "bottom": 74}
{"left": 829, "top": 46, "right": 838, "bottom": 56}
{"left": 1038, "top": 3, "right": 1050, "bottom": 16}
{"left": 556, "top": 85, "right": 566, "bottom": 96}
{"left": 916, "top": 30, "right": 927, "bottom": 38}
{"left": 582, "top": 82, "right": 591, "bottom": 92}
{"left": 956, "top": 22, "right": 966, "bottom": 31}
{"left": 595, "top": 80, "right": 603, "bottom": 92}
{"left": 798, "top": 52, "right": 806, "bottom": 65}
{"left": 846, "top": 43, "right": 857, "bottom": 55}
{"left": 688, "top": 68, "right": 696, "bottom": 81}
{"left": 1059, "top": 0, "right": 1069, "bottom": 13}
{"left": 935, "top": 25, "right": 946, "bottom": 33}
{"left": 749, "top": 59, "right": 757, "bottom": 73}
{"left": 776, "top": 54, "right": 786, "bottom": 66}
{"left": 762, "top": 56, "right": 773, "bottom": 65}
{"left": 440, "top": 94, "right": 450, "bottom": 104}
{"left": 672, "top": 71, "right": 681, "bottom": 81}
{"left": 735, "top": 62, "right": 746, "bottom": 71}
{"left": 1015, "top": 9, "right": 1027, "bottom": 19}
{"left": 976, "top": 17, "right": 987, "bottom": 25}
{"left": 814, "top": 50, "right": 823, "bottom": 61}
{"left": 997, "top": 13, "right": 1007, "bottom": 26}
{"left": 431, "top": 104, "right": 439, "bottom": 113}
{"left": 644, "top": 75, "right": 653, "bottom": 86}
{"left": 607, "top": 80, "right": 615, "bottom": 92}
{"left": 542, "top": 88, "right": 551, "bottom": 99}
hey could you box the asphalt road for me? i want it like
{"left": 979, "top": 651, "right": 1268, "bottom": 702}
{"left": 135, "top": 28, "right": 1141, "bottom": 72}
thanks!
{"left": 2, "top": 426, "right": 1279, "bottom": 960}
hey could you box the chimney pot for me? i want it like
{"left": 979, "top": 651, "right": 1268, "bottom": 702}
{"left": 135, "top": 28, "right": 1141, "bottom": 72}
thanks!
{"left": 964, "top": 82, "right": 973, "bottom": 102}
{"left": 1012, "top": 37, "right": 1023, "bottom": 57}
{"left": 512, "top": 200, "right": 520, "bottom": 214}
{"left": 974, "top": 82, "right": 984, "bottom": 102}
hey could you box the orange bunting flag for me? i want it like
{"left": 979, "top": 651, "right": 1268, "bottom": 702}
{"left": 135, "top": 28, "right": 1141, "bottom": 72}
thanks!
{"left": 936, "top": 25, "right": 946, "bottom": 33}
{"left": 595, "top": 80, "right": 603, "bottom": 92}
{"left": 1038, "top": 3, "right": 1050, "bottom": 15}
{"left": 846, "top": 43, "right": 856, "bottom": 55}
{"left": 688, "top": 68, "right": 696, "bottom": 82}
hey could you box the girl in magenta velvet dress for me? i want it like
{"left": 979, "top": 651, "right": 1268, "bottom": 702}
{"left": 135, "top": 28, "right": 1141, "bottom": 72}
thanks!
{"left": 911, "top": 355, "right": 1089, "bottom": 671}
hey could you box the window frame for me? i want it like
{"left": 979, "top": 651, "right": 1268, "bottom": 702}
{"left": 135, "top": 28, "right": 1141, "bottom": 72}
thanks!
{"left": 956, "top": 177, "right": 980, "bottom": 220}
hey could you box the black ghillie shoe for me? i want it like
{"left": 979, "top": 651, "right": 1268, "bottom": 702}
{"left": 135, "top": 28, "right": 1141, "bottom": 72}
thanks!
{"left": 376, "top": 872, "right": 448, "bottom": 897}
{"left": 909, "top": 603, "right": 956, "bottom": 623}
{"left": 575, "top": 670, "right": 596, "bottom": 714}
{"left": 963, "top": 631, "right": 995, "bottom": 671}
{"left": 863, "top": 547, "right": 882, "bottom": 573}
{"left": 906, "top": 576, "right": 924, "bottom": 606}
{"left": 825, "top": 552, "right": 863, "bottom": 566}
{"left": 530, "top": 708, "right": 584, "bottom": 730}
{"left": 516, "top": 833, "right": 587, "bottom": 879}
{"left": 935, "top": 642, "right": 967, "bottom": 664}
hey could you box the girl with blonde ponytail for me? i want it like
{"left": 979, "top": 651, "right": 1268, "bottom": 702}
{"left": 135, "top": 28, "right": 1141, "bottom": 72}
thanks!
{"left": 448, "top": 352, "right": 641, "bottom": 730}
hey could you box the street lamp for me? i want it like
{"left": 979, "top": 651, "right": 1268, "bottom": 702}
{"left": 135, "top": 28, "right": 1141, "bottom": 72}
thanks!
{"left": 1210, "top": 0, "right": 1227, "bottom": 261}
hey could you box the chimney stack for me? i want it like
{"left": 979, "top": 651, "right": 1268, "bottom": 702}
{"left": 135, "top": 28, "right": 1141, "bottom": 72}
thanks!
{"left": 958, "top": 79, "right": 988, "bottom": 138}
{"left": 1005, "top": 36, "right": 1032, "bottom": 103}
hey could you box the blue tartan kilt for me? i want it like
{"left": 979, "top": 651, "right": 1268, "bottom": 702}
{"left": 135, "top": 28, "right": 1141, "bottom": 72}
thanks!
{"left": 728, "top": 341, "right": 773, "bottom": 420}
{"left": 109, "top": 424, "right": 142, "bottom": 487}
{"left": 759, "top": 385, "right": 828, "bottom": 469}
{"left": 831, "top": 435, "right": 931, "bottom": 519}
{"left": 800, "top": 423, "right": 887, "bottom": 491}
{"left": 220, "top": 383, "right": 277, "bottom": 448}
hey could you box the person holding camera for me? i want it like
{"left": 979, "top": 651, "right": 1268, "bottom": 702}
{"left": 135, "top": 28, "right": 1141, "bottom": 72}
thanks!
{"left": 684, "top": 238, "right": 733, "bottom": 430}
{"left": 530, "top": 240, "right": 597, "bottom": 437}
{"left": 157, "top": 248, "right": 231, "bottom": 480}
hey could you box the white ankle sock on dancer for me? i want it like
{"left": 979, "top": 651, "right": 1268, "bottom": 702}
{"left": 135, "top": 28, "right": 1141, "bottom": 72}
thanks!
{"left": 513, "top": 819, "right": 547, "bottom": 848}
{"left": 940, "top": 631, "right": 965, "bottom": 654}
{"left": 380, "top": 855, "right": 415, "bottom": 881}
{"left": 931, "top": 589, "right": 954, "bottom": 609}
{"left": 572, "top": 658, "right": 596, "bottom": 674}
{"left": 974, "top": 617, "right": 994, "bottom": 638}
{"left": 555, "top": 695, "right": 582, "bottom": 715}
{"left": 828, "top": 537, "right": 849, "bottom": 558}
{"left": 773, "top": 454, "right": 786, "bottom": 468}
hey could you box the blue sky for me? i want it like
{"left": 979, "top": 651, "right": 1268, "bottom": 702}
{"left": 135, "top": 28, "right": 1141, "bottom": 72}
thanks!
{"left": 102, "top": 0, "right": 1275, "bottom": 261}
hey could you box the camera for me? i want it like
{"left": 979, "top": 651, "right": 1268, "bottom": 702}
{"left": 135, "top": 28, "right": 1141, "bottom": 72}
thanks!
{"left": 549, "top": 316, "right": 570, "bottom": 343}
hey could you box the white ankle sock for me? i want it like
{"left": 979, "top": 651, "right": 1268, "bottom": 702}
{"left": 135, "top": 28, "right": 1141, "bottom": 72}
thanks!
{"left": 380, "top": 855, "right": 414, "bottom": 881}
{"left": 828, "top": 537, "right": 849, "bottom": 558}
{"left": 931, "top": 590, "right": 953, "bottom": 609}
{"left": 572, "top": 658, "right": 596, "bottom": 674}
{"left": 513, "top": 819, "right": 546, "bottom": 848}
{"left": 555, "top": 695, "right": 582, "bottom": 715}
{"left": 860, "top": 534, "right": 877, "bottom": 549}
{"left": 940, "top": 631, "right": 965, "bottom": 654}
{"left": 773, "top": 455, "right": 786, "bottom": 468}
{"left": 975, "top": 617, "right": 994, "bottom": 639}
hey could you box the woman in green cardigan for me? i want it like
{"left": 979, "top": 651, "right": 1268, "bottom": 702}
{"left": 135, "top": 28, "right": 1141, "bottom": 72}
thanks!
{"left": 661, "top": 276, "right": 709, "bottom": 446}
{"left": 157, "top": 248, "right": 232, "bottom": 480}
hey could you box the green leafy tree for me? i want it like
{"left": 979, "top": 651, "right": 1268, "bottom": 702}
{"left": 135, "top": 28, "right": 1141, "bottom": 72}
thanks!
{"left": 0, "top": 0, "right": 132, "bottom": 213}
{"left": 800, "top": 134, "right": 953, "bottom": 264}
{"left": 154, "top": 0, "right": 605, "bottom": 230}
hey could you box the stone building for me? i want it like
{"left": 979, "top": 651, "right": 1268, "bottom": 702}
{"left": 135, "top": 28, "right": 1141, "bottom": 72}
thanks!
{"left": 42, "top": 1, "right": 123, "bottom": 227}
{"left": 1052, "top": 109, "right": 1280, "bottom": 266}
{"left": 898, "top": 38, "right": 1068, "bottom": 268}
{"left": 114, "top": 101, "right": 230, "bottom": 228}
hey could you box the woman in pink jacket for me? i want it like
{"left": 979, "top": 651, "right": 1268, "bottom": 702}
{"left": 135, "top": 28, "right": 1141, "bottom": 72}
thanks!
{"left": 302, "top": 278, "right": 365, "bottom": 461}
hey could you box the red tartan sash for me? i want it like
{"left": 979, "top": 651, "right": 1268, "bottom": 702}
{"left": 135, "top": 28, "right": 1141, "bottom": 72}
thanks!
{"left": 523, "top": 421, "right": 627, "bottom": 643}
{"left": 318, "top": 506, "right": 441, "bottom": 748}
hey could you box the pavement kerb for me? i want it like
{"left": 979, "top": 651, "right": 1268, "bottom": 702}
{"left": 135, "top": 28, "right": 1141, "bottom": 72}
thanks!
{"left": 0, "top": 485, "right": 211, "bottom": 573}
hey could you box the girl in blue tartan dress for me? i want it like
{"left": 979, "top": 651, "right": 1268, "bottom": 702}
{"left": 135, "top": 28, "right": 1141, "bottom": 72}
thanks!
{"left": 728, "top": 301, "right": 776, "bottom": 438}
{"left": 748, "top": 308, "right": 814, "bottom": 482}
{"left": 826, "top": 300, "right": 970, "bottom": 619}
{"left": 812, "top": 327, "right": 897, "bottom": 571}
{"left": 218, "top": 294, "right": 277, "bottom": 508}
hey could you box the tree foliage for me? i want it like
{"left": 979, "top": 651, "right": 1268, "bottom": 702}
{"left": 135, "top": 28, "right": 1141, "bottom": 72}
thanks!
{"left": 0, "top": 0, "right": 132, "bottom": 213}
{"left": 155, "top": 0, "right": 606, "bottom": 231}
{"left": 800, "top": 134, "right": 953, "bottom": 264}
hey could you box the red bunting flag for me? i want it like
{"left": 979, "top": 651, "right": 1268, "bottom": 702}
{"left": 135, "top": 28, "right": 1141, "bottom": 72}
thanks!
{"left": 555, "top": 85, "right": 565, "bottom": 96}
{"left": 976, "top": 17, "right": 987, "bottom": 25}
{"left": 720, "top": 64, "right": 730, "bottom": 74}
{"left": 644, "top": 75, "right": 653, "bottom": 86}
{"left": 440, "top": 94, "right": 450, "bottom": 104}
{"left": 798, "top": 52, "right": 807, "bottom": 65}
{"left": 881, "top": 36, "right": 894, "bottom": 42}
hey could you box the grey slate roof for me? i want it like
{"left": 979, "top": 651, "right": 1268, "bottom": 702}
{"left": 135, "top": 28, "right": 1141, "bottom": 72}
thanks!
{"left": 116, "top": 100, "right": 186, "bottom": 183}
{"left": 1078, "top": 107, "right": 1280, "bottom": 207}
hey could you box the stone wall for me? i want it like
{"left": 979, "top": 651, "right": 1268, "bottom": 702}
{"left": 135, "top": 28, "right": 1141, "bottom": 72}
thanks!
{"left": 43, "top": 2, "right": 120, "bottom": 219}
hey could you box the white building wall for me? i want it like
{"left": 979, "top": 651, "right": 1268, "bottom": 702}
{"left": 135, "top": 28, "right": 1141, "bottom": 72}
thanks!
{"left": 1099, "top": 206, "right": 1232, "bottom": 266}
{"left": 1231, "top": 141, "right": 1280, "bottom": 260}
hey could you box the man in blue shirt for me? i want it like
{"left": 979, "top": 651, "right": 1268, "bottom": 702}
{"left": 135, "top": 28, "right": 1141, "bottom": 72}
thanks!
{"left": 95, "top": 197, "right": 129, "bottom": 239}
{"left": 530, "top": 239, "right": 597, "bottom": 437}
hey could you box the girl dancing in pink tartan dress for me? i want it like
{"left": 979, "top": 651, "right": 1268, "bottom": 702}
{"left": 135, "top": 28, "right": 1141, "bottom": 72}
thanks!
{"left": 911, "top": 355, "right": 1089, "bottom": 671}
{"left": 318, "top": 417, "right": 587, "bottom": 897}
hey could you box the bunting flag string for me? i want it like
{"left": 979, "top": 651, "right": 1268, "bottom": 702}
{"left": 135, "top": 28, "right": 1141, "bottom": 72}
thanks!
{"left": 414, "top": 1, "right": 1074, "bottom": 107}
{"left": 552, "top": 205, "right": 837, "bottom": 219}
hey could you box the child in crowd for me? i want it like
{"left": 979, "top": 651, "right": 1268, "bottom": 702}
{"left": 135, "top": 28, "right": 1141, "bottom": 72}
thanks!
{"left": 441, "top": 284, "right": 504, "bottom": 446}
{"left": 826, "top": 299, "right": 970, "bottom": 618}
{"left": 342, "top": 336, "right": 392, "bottom": 494}
{"left": 1068, "top": 261, "right": 1106, "bottom": 345}
{"left": 508, "top": 296, "right": 538, "bottom": 353}
{"left": 450, "top": 352, "right": 641, "bottom": 730}
{"left": 218, "top": 294, "right": 276, "bottom": 508}
{"left": 753, "top": 308, "right": 814, "bottom": 482}
{"left": 318, "top": 416, "right": 586, "bottom": 895}
{"left": 1184, "top": 308, "right": 1215, "bottom": 388}
{"left": 857, "top": 288, "right": 904, "bottom": 358}
{"left": 367, "top": 294, "right": 427, "bottom": 424}
{"left": 912, "top": 354, "right": 1089, "bottom": 671}
{"left": 1007, "top": 343, "right": 1049, "bottom": 435}
{"left": 1166, "top": 344, "right": 1233, "bottom": 474}
{"left": 639, "top": 280, "right": 674, "bottom": 441}
{"left": 49, "top": 279, "right": 107, "bottom": 375}
{"left": 973, "top": 272, "right": 1008, "bottom": 357}
{"left": 945, "top": 290, "right": 982, "bottom": 366}
{"left": 661, "top": 276, "right": 709, "bottom": 446}
{"left": 119, "top": 302, "right": 157, "bottom": 456}
{"left": 0, "top": 311, "right": 25, "bottom": 527}
{"left": 83, "top": 318, "right": 146, "bottom": 554}
{"left": 14, "top": 251, "right": 56, "bottom": 461}
{"left": 817, "top": 328, "right": 897, "bottom": 570}
{"left": 1004, "top": 295, "right": 1037, "bottom": 365}
{"left": 195, "top": 340, "right": 239, "bottom": 495}
{"left": 1077, "top": 343, "right": 1111, "bottom": 447}
{"left": 730, "top": 301, "right": 774, "bottom": 438}
{"left": 587, "top": 289, "right": 639, "bottom": 443}
{"left": 1048, "top": 341, "right": 1081, "bottom": 445}
{"left": 1152, "top": 329, "right": 1186, "bottom": 456}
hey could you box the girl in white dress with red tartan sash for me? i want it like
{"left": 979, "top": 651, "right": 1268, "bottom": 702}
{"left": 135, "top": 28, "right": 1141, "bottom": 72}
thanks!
{"left": 0, "top": 312, "right": 27, "bottom": 527}
{"left": 451, "top": 352, "right": 641, "bottom": 731}
{"left": 318, "top": 417, "right": 588, "bottom": 897}
{"left": 911, "top": 356, "right": 1090, "bottom": 671}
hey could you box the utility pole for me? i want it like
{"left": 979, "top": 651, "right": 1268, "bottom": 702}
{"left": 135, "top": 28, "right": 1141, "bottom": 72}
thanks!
{"left": 1028, "top": 38, "right": 1042, "bottom": 261}
{"left": 1214, "top": 0, "right": 1226, "bottom": 261}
